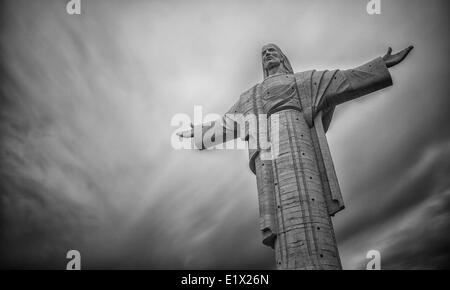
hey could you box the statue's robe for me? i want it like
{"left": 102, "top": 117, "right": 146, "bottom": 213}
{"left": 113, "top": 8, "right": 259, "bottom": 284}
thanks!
{"left": 196, "top": 57, "right": 392, "bottom": 269}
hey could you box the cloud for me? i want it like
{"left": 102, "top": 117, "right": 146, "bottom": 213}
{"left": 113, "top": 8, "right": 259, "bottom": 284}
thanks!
{"left": 380, "top": 188, "right": 450, "bottom": 270}
{"left": 337, "top": 142, "right": 450, "bottom": 243}
{"left": 337, "top": 142, "right": 450, "bottom": 269}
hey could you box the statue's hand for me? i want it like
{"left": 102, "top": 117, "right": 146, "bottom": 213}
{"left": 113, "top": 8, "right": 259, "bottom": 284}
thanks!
{"left": 176, "top": 123, "right": 194, "bottom": 138}
{"left": 382, "top": 45, "right": 414, "bottom": 68}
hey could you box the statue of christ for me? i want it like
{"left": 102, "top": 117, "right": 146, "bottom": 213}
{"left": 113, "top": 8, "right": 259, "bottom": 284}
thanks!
{"left": 178, "top": 43, "right": 413, "bottom": 269}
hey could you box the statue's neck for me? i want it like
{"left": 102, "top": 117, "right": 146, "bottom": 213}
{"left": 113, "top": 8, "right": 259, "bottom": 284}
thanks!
{"left": 267, "top": 64, "right": 285, "bottom": 77}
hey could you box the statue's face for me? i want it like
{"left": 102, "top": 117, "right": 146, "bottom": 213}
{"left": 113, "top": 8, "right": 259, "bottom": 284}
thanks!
{"left": 262, "top": 45, "right": 282, "bottom": 70}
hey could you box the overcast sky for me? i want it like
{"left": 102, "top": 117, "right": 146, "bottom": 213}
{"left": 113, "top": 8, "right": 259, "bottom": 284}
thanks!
{"left": 0, "top": 0, "right": 449, "bottom": 269}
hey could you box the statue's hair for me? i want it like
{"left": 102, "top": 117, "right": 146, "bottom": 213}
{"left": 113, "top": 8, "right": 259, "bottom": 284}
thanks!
{"left": 262, "top": 43, "right": 294, "bottom": 79}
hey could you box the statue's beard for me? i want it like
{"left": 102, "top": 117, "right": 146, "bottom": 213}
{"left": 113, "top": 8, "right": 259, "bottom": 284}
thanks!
{"left": 264, "top": 60, "right": 281, "bottom": 70}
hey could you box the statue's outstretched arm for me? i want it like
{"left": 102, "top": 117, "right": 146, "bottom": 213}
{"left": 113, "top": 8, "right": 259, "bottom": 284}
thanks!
{"left": 316, "top": 45, "right": 414, "bottom": 112}
{"left": 177, "top": 93, "right": 245, "bottom": 149}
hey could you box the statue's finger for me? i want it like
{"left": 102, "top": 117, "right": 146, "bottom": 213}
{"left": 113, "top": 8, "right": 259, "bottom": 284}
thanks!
{"left": 401, "top": 46, "right": 413, "bottom": 55}
{"left": 392, "top": 47, "right": 411, "bottom": 64}
{"left": 400, "top": 46, "right": 413, "bottom": 58}
{"left": 387, "top": 47, "right": 392, "bottom": 56}
{"left": 406, "top": 45, "right": 414, "bottom": 54}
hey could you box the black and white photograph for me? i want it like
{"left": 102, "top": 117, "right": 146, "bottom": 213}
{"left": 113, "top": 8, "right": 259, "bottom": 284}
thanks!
{"left": 0, "top": 0, "right": 449, "bottom": 275}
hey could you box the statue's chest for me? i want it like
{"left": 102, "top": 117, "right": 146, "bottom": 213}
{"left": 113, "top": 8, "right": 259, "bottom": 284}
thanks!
{"left": 260, "top": 74, "right": 302, "bottom": 113}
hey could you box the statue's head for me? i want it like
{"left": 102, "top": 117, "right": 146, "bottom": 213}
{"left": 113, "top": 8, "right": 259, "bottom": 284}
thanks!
{"left": 261, "top": 43, "right": 293, "bottom": 78}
